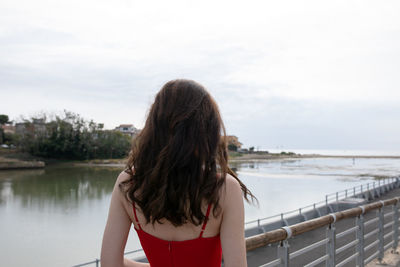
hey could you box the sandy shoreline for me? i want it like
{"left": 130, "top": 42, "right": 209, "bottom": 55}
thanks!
{"left": 0, "top": 156, "right": 45, "bottom": 170}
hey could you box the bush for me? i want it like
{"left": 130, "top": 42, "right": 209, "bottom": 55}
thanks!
{"left": 228, "top": 144, "right": 238, "bottom": 151}
{"left": 16, "top": 111, "right": 131, "bottom": 160}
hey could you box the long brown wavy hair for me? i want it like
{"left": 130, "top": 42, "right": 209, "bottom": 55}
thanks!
{"left": 120, "top": 79, "right": 256, "bottom": 226}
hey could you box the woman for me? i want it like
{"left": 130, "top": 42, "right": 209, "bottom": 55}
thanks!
{"left": 101, "top": 79, "right": 256, "bottom": 267}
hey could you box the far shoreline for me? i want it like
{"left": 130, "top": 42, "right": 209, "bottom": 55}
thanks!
{"left": 1, "top": 149, "right": 399, "bottom": 170}
{"left": 74, "top": 153, "right": 400, "bottom": 167}
{"left": 228, "top": 153, "right": 400, "bottom": 162}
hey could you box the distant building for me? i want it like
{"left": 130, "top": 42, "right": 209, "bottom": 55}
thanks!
{"left": 1, "top": 124, "right": 15, "bottom": 134}
{"left": 15, "top": 119, "right": 46, "bottom": 137}
{"left": 114, "top": 124, "right": 140, "bottom": 137}
{"left": 226, "top": 135, "right": 243, "bottom": 149}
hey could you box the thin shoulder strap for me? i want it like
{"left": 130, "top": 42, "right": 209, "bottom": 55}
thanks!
{"left": 199, "top": 203, "right": 212, "bottom": 238}
{"left": 132, "top": 201, "right": 142, "bottom": 230}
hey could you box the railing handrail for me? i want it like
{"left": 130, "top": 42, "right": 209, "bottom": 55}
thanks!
{"left": 245, "top": 196, "right": 400, "bottom": 251}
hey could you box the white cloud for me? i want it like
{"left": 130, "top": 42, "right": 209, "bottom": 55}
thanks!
{"left": 1, "top": 0, "right": 400, "bottom": 149}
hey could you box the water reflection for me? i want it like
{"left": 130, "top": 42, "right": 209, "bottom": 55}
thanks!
{"left": 0, "top": 158, "right": 399, "bottom": 267}
{"left": 1, "top": 158, "right": 398, "bottom": 212}
{"left": 0, "top": 165, "right": 121, "bottom": 212}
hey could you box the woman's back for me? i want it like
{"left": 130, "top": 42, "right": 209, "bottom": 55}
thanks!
{"left": 101, "top": 79, "right": 254, "bottom": 267}
{"left": 114, "top": 170, "right": 245, "bottom": 267}
{"left": 132, "top": 200, "right": 221, "bottom": 266}
{"left": 120, "top": 170, "right": 223, "bottom": 241}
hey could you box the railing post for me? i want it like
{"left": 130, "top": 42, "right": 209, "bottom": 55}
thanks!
{"left": 378, "top": 180, "right": 381, "bottom": 194}
{"left": 393, "top": 199, "right": 399, "bottom": 251}
{"left": 336, "top": 192, "right": 339, "bottom": 202}
{"left": 356, "top": 211, "right": 365, "bottom": 267}
{"left": 326, "top": 222, "right": 336, "bottom": 267}
{"left": 353, "top": 187, "right": 356, "bottom": 197}
{"left": 278, "top": 240, "right": 290, "bottom": 267}
{"left": 378, "top": 203, "right": 385, "bottom": 262}
{"left": 95, "top": 258, "right": 99, "bottom": 267}
{"left": 361, "top": 185, "right": 363, "bottom": 199}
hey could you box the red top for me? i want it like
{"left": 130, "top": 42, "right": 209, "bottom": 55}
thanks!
{"left": 132, "top": 202, "right": 222, "bottom": 267}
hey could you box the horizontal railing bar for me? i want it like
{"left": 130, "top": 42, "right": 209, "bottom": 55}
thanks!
{"left": 364, "top": 229, "right": 379, "bottom": 239}
{"left": 244, "top": 219, "right": 259, "bottom": 225}
{"left": 245, "top": 202, "right": 328, "bottom": 225}
{"left": 364, "top": 240, "right": 379, "bottom": 252}
{"left": 289, "top": 238, "right": 329, "bottom": 259}
{"left": 337, "top": 226, "right": 358, "bottom": 239}
{"left": 326, "top": 179, "right": 393, "bottom": 197}
{"left": 384, "top": 211, "right": 394, "bottom": 218}
{"left": 259, "top": 258, "right": 281, "bottom": 267}
{"left": 336, "top": 239, "right": 358, "bottom": 254}
{"left": 364, "top": 251, "right": 379, "bottom": 265}
{"left": 384, "top": 221, "right": 394, "bottom": 229}
{"left": 384, "top": 240, "right": 394, "bottom": 251}
{"left": 303, "top": 254, "right": 329, "bottom": 267}
{"left": 384, "top": 231, "right": 393, "bottom": 240}
{"left": 299, "top": 203, "right": 320, "bottom": 209}
{"left": 364, "top": 217, "right": 379, "bottom": 227}
{"left": 244, "top": 215, "right": 281, "bottom": 225}
{"left": 336, "top": 252, "right": 359, "bottom": 267}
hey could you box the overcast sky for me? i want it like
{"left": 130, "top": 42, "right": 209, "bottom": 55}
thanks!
{"left": 1, "top": 0, "right": 400, "bottom": 151}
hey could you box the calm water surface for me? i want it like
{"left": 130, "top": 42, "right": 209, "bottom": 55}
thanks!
{"left": 0, "top": 157, "right": 399, "bottom": 267}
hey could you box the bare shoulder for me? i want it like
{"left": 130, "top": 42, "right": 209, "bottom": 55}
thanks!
{"left": 112, "top": 170, "right": 132, "bottom": 201}
{"left": 225, "top": 173, "right": 241, "bottom": 189}
{"left": 219, "top": 173, "right": 242, "bottom": 209}
{"left": 116, "top": 170, "right": 132, "bottom": 184}
{"left": 223, "top": 173, "right": 242, "bottom": 196}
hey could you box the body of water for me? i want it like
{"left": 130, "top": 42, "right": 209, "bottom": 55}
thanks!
{"left": 0, "top": 157, "right": 399, "bottom": 266}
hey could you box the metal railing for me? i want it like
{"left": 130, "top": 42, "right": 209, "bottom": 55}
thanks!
{"left": 245, "top": 177, "right": 398, "bottom": 229}
{"left": 246, "top": 196, "right": 400, "bottom": 266}
{"left": 73, "top": 177, "right": 399, "bottom": 267}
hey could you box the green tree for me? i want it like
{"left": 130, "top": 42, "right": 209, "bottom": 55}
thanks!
{"left": 0, "top": 114, "right": 9, "bottom": 144}
{"left": 16, "top": 111, "right": 131, "bottom": 159}
{"left": 227, "top": 143, "right": 238, "bottom": 151}
{"left": 0, "top": 114, "right": 9, "bottom": 124}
